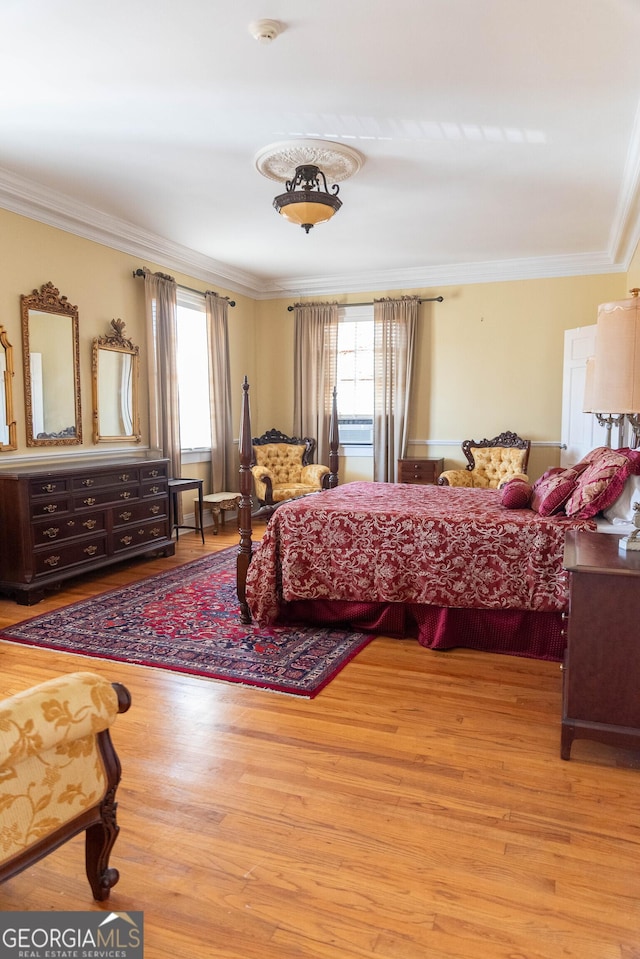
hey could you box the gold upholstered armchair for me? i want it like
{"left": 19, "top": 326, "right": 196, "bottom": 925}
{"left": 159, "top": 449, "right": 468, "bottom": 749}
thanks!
{"left": 251, "top": 428, "right": 331, "bottom": 509}
{"left": 0, "top": 671, "right": 131, "bottom": 900}
{"left": 437, "top": 431, "right": 531, "bottom": 489}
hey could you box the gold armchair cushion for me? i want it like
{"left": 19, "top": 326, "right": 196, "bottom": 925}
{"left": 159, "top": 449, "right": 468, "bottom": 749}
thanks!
{"left": 252, "top": 443, "right": 330, "bottom": 505}
{"left": 301, "top": 464, "right": 330, "bottom": 487}
{"left": 440, "top": 451, "right": 529, "bottom": 489}
{"left": 254, "top": 444, "right": 307, "bottom": 484}
{"left": 438, "top": 469, "right": 475, "bottom": 488}
{"left": 0, "top": 672, "right": 120, "bottom": 865}
{"left": 470, "top": 446, "right": 528, "bottom": 487}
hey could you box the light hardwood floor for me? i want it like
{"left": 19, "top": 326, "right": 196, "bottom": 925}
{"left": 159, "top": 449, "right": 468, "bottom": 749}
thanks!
{"left": 0, "top": 522, "right": 638, "bottom": 959}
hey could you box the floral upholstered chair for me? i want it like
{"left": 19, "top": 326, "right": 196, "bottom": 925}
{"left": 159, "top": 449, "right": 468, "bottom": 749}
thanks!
{"left": 251, "top": 428, "right": 331, "bottom": 509}
{"left": 438, "top": 431, "right": 531, "bottom": 489}
{"left": 0, "top": 671, "right": 131, "bottom": 900}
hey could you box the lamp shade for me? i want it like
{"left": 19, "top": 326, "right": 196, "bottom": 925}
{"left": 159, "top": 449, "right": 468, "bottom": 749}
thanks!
{"left": 592, "top": 295, "right": 640, "bottom": 414}
{"left": 275, "top": 196, "right": 339, "bottom": 229}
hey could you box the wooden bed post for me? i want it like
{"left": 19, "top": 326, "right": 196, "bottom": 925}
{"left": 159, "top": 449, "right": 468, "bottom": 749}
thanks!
{"left": 328, "top": 386, "right": 339, "bottom": 489}
{"left": 237, "top": 376, "right": 253, "bottom": 623}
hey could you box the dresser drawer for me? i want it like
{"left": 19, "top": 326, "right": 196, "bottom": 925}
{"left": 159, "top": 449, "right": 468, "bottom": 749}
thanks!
{"left": 112, "top": 498, "right": 167, "bottom": 527}
{"left": 30, "top": 496, "right": 72, "bottom": 518}
{"left": 113, "top": 518, "right": 170, "bottom": 553}
{"left": 398, "top": 458, "right": 443, "bottom": 484}
{"left": 34, "top": 537, "right": 108, "bottom": 576}
{"left": 141, "top": 479, "right": 167, "bottom": 498}
{"left": 70, "top": 468, "right": 141, "bottom": 491}
{"left": 141, "top": 464, "right": 168, "bottom": 482}
{"left": 32, "top": 511, "right": 106, "bottom": 545}
{"left": 73, "top": 485, "right": 140, "bottom": 509}
{"left": 30, "top": 477, "right": 70, "bottom": 496}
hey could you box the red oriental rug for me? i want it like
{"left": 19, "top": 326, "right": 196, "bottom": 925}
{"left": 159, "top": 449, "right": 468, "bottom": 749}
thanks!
{"left": 0, "top": 549, "right": 373, "bottom": 698}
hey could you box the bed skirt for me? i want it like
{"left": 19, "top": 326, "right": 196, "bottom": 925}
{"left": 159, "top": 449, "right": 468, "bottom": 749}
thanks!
{"left": 276, "top": 599, "right": 565, "bottom": 662}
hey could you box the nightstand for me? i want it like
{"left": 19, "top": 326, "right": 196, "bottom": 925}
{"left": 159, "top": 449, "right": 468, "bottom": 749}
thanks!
{"left": 397, "top": 458, "right": 443, "bottom": 485}
{"left": 561, "top": 530, "right": 640, "bottom": 760}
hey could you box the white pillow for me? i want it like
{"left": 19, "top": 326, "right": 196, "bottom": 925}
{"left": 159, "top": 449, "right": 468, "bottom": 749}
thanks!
{"left": 602, "top": 472, "right": 640, "bottom": 523}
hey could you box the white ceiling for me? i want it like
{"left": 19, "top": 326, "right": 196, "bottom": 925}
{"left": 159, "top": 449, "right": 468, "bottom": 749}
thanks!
{"left": 1, "top": 0, "right": 640, "bottom": 299}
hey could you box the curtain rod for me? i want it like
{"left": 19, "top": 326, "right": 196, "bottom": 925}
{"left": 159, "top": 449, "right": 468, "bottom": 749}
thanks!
{"left": 132, "top": 269, "right": 236, "bottom": 306}
{"left": 286, "top": 296, "right": 443, "bottom": 311}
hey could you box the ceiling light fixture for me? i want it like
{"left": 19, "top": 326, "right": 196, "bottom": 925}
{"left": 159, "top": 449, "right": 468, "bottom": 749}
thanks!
{"left": 255, "top": 139, "right": 364, "bottom": 235}
{"left": 273, "top": 164, "right": 342, "bottom": 233}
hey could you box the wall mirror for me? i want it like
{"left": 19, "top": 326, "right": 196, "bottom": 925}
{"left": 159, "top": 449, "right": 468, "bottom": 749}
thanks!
{"left": 21, "top": 282, "right": 82, "bottom": 447}
{"left": 92, "top": 318, "right": 141, "bottom": 444}
{"left": 0, "top": 325, "right": 17, "bottom": 451}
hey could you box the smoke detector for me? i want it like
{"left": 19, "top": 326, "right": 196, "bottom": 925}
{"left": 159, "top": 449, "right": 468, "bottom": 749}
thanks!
{"left": 249, "top": 19, "right": 283, "bottom": 43}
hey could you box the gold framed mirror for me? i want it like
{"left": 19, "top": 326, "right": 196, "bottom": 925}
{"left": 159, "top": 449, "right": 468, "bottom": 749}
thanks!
{"left": 0, "top": 325, "right": 17, "bottom": 451}
{"left": 21, "top": 282, "right": 82, "bottom": 447}
{"left": 92, "top": 318, "right": 141, "bottom": 444}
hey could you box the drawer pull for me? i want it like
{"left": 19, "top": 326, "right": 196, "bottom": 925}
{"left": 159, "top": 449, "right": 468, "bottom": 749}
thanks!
{"left": 149, "top": 470, "right": 159, "bottom": 477}
{"left": 149, "top": 485, "right": 160, "bottom": 494}
{"left": 150, "top": 505, "right": 160, "bottom": 515}
{"left": 44, "top": 555, "right": 61, "bottom": 567}
{"left": 66, "top": 520, "right": 75, "bottom": 528}
{"left": 43, "top": 504, "right": 58, "bottom": 513}
{"left": 119, "top": 473, "right": 131, "bottom": 482}
{"left": 120, "top": 491, "right": 132, "bottom": 500}
{"left": 83, "top": 519, "right": 97, "bottom": 530}
{"left": 83, "top": 497, "right": 96, "bottom": 506}
{"left": 120, "top": 535, "right": 133, "bottom": 546}
{"left": 84, "top": 545, "right": 98, "bottom": 556}
{"left": 82, "top": 479, "right": 94, "bottom": 487}
{"left": 119, "top": 511, "right": 132, "bottom": 521}
{"left": 150, "top": 527, "right": 161, "bottom": 537}
{"left": 41, "top": 483, "right": 57, "bottom": 493}
{"left": 42, "top": 527, "right": 60, "bottom": 539}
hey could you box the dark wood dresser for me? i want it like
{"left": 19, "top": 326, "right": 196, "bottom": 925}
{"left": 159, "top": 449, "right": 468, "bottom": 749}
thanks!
{"left": 0, "top": 455, "right": 175, "bottom": 604}
{"left": 397, "top": 457, "right": 444, "bottom": 485}
{"left": 561, "top": 530, "right": 640, "bottom": 759}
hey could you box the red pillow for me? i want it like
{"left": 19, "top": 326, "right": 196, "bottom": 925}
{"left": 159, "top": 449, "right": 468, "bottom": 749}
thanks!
{"left": 530, "top": 467, "right": 583, "bottom": 516}
{"left": 564, "top": 448, "right": 640, "bottom": 519}
{"left": 531, "top": 467, "right": 564, "bottom": 492}
{"left": 500, "top": 479, "right": 532, "bottom": 509}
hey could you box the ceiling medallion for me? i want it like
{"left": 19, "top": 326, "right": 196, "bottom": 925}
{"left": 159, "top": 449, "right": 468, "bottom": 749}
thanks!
{"left": 256, "top": 139, "right": 364, "bottom": 233}
{"left": 255, "top": 139, "right": 364, "bottom": 183}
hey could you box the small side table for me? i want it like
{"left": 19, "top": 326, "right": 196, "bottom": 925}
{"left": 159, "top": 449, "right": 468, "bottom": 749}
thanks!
{"left": 397, "top": 457, "right": 444, "bottom": 485}
{"left": 168, "top": 478, "right": 204, "bottom": 544}
{"left": 195, "top": 492, "right": 241, "bottom": 535}
{"left": 562, "top": 530, "right": 640, "bottom": 760}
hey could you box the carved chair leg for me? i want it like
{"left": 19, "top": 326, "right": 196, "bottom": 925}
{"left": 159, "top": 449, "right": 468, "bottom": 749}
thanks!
{"left": 85, "top": 793, "right": 120, "bottom": 901}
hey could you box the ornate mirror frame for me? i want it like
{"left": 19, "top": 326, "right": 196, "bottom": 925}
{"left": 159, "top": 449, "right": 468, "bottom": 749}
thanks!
{"left": 0, "top": 325, "right": 17, "bottom": 451}
{"left": 21, "top": 282, "right": 82, "bottom": 447}
{"left": 92, "top": 318, "right": 141, "bottom": 444}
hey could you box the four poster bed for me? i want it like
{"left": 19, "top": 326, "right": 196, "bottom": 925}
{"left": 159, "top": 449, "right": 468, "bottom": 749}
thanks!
{"left": 236, "top": 379, "right": 601, "bottom": 661}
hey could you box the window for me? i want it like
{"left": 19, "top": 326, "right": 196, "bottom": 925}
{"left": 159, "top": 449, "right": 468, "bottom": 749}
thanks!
{"left": 175, "top": 291, "right": 212, "bottom": 451}
{"left": 337, "top": 305, "right": 373, "bottom": 448}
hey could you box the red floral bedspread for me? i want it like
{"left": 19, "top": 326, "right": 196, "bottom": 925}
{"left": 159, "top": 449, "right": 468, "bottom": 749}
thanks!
{"left": 245, "top": 482, "right": 596, "bottom": 624}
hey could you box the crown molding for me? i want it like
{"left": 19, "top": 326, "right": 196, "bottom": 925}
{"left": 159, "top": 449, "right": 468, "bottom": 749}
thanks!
{"left": 0, "top": 167, "right": 262, "bottom": 299}
{"left": 0, "top": 164, "right": 632, "bottom": 303}
{"left": 256, "top": 252, "right": 625, "bottom": 299}
{"left": 608, "top": 97, "right": 640, "bottom": 267}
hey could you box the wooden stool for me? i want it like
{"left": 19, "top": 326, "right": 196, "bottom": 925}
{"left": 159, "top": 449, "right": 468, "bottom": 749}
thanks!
{"left": 195, "top": 492, "right": 241, "bottom": 534}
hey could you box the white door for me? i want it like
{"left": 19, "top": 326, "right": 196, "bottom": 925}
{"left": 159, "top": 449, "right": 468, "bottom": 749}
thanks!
{"left": 560, "top": 326, "right": 610, "bottom": 466}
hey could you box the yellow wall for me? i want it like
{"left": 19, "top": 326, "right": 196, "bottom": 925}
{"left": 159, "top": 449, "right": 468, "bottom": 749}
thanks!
{"left": 0, "top": 208, "right": 256, "bottom": 488}
{"left": 253, "top": 274, "right": 628, "bottom": 482}
{"left": 0, "top": 205, "right": 636, "bottom": 489}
